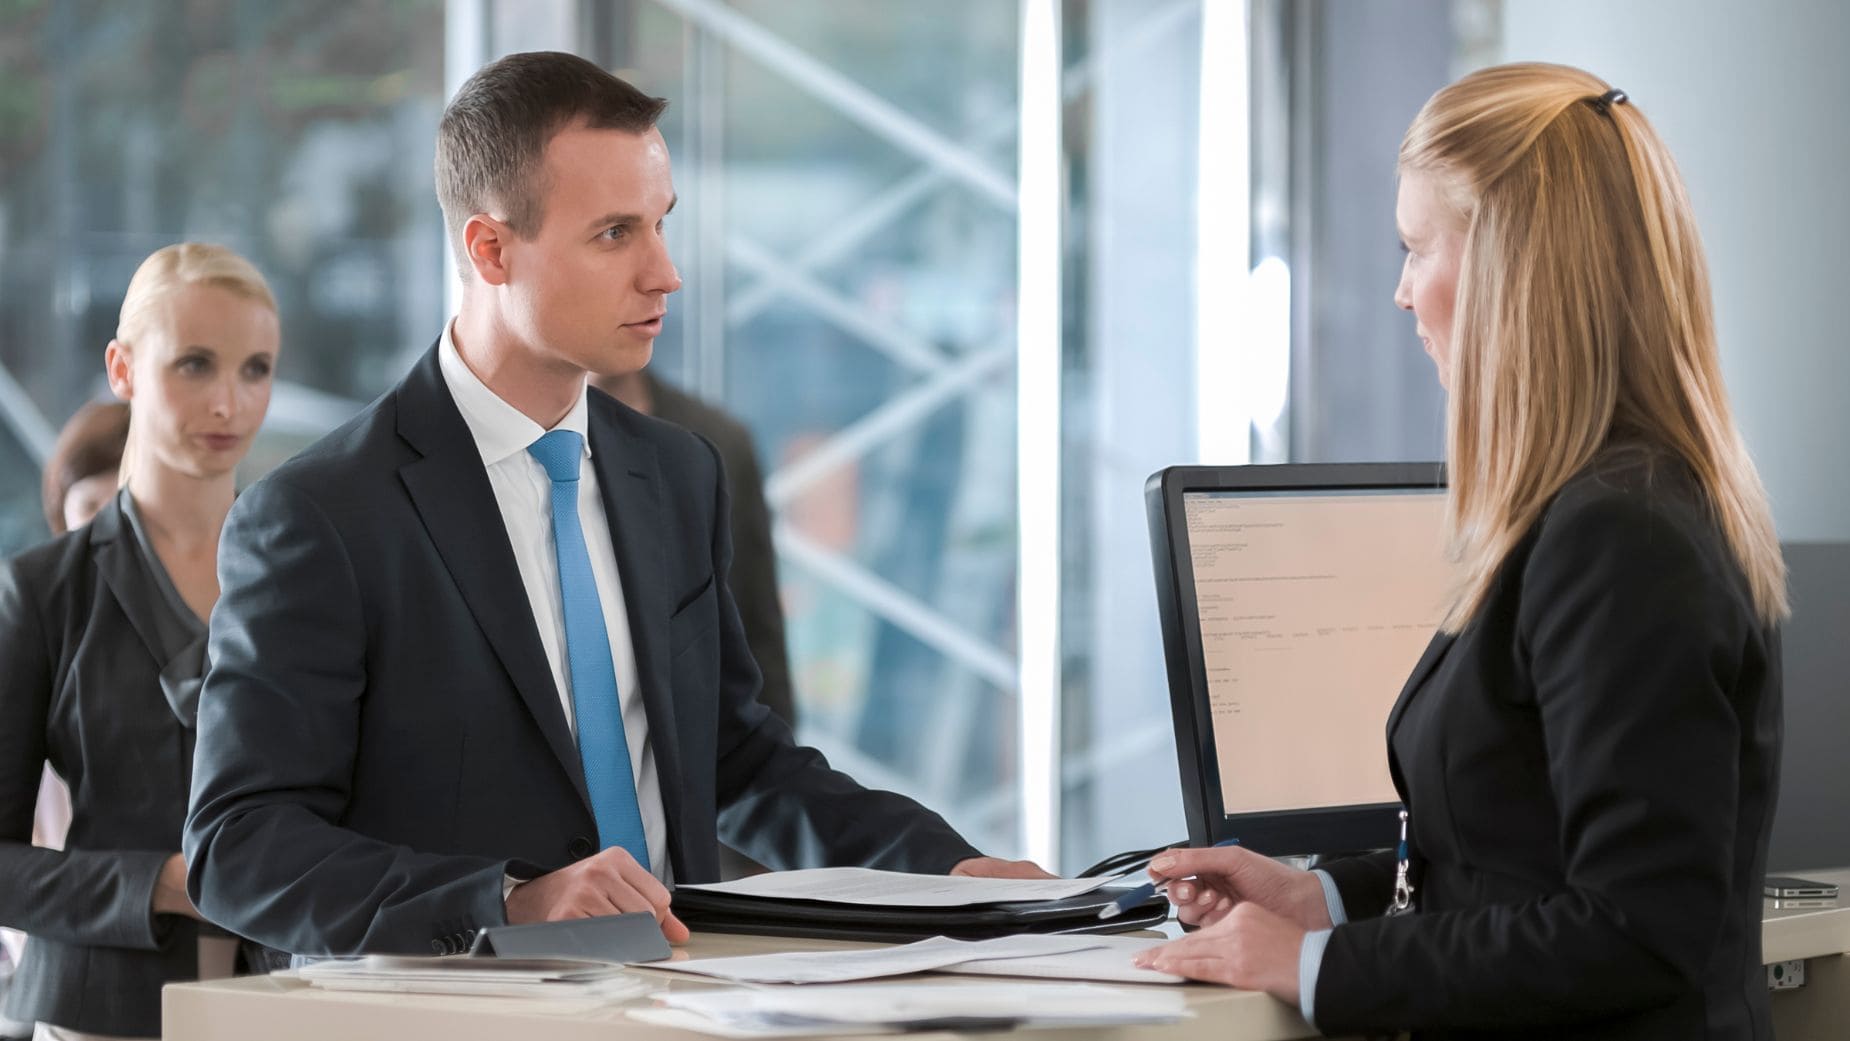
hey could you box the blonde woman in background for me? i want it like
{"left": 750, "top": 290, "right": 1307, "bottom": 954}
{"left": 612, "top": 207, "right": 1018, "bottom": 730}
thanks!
{"left": 0, "top": 244, "right": 280, "bottom": 1040}
{"left": 1134, "top": 63, "right": 1786, "bottom": 1040}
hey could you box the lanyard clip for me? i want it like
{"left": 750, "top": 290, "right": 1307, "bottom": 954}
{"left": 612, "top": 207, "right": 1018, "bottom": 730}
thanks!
{"left": 1388, "top": 808, "right": 1415, "bottom": 916}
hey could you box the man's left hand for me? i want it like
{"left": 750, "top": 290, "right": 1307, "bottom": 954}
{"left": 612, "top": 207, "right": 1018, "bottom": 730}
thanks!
{"left": 950, "top": 856, "right": 1058, "bottom": 879}
{"left": 1133, "top": 902, "right": 1305, "bottom": 1001}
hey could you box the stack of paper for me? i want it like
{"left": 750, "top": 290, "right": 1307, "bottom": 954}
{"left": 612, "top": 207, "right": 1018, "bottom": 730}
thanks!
{"left": 675, "top": 867, "right": 1124, "bottom": 907}
{"left": 296, "top": 955, "right": 649, "bottom": 1000}
{"left": 630, "top": 981, "right": 1191, "bottom": 1038}
{"left": 641, "top": 933, "right": 1182, "bottom": 985}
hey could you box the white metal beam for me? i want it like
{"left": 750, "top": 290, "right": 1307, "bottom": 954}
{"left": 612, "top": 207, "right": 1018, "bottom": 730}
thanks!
{"left": 764, "top": 345, "right": 1012, "bottom": 508}
{"left": 649, "top": 0, "right": 1015, "bottom": 209}
{"left": 0, "top": 362, "right": 57, "bottom": 464}
{"left": 1015, "top": 0, "right": 1063, "bottom": 871}
{"left": 725, "top": 236, "right": 945, "bottom": 373}
{"left": 724, "top": 0, "right": 1198, "bottom": 327}
{"left": 775, "top": 525, "right": 1018, "bottom": 691}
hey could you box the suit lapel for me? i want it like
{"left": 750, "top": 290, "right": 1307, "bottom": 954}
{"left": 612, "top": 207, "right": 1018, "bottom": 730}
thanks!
{"left": 587, "top": 396, "right": 687, "bottom": 874}
{"left": 395, "top": 347, "right": 592, "bottom": 814}
{"left": 90, "top": 497, "right": 167, "bottom": 668}
{"left": 1386, "top": 630, "right": 1455, "bottom": 740}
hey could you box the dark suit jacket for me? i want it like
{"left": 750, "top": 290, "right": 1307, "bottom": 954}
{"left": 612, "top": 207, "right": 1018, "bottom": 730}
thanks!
{"left": 646, "top": 373, "right": 795, "bottom": 726}
{"left": 1313, "top": 445, "right": 1781, "bottom": 1040}
{"left": 183, "top": 345, "right": 979, "bottom": 958}
{"left": 0, "top": 494, "right": 212, "bottom": 1037}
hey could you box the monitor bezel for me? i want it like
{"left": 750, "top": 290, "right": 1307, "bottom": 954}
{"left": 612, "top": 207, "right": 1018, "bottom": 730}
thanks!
{"left": 1145, "top": 461, "right": 1446, "bottom": 857}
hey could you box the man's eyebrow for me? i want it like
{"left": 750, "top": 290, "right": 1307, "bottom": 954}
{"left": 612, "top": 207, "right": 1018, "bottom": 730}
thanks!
{"left": 585, "top": 196, "right": 678, "bottom": 233}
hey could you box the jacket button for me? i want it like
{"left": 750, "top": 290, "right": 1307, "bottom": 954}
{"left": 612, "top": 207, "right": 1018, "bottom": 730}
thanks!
{"left": 430, "top": 938, "right": 445, "bottom": 954}
{"left": 568, "top": 836, "right": 595, "bottom": 859}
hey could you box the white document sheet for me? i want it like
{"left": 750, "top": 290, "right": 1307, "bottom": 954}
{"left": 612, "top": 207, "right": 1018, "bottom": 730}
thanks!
{"left": 294, "top": 956, "right": 649, "bottom": 1000}
{"left": 640, "top": 934, "right": 1104, "bottom": 984}
{"left": 634, "top": 980, "right": 1190, "bottom": 1038}
{"left": 944, "top": 934, "right": 1184, "bottom": 984}
{"left": 674, "top": 866, "right": 1118, "bottom": 907}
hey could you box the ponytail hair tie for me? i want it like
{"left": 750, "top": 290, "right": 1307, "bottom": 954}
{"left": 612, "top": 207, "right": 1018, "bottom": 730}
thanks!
{"left": 1590, "top": 88, "right": 1628, "bottom": 114}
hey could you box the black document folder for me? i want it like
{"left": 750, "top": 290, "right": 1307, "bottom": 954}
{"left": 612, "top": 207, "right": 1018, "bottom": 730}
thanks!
{"left": 670, "top": 887, "right": 1169, "bottom": 943}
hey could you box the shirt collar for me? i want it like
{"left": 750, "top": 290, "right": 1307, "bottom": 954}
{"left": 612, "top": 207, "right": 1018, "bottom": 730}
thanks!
{"left": 437, "top": 318, "right": 592, "bottom": 468}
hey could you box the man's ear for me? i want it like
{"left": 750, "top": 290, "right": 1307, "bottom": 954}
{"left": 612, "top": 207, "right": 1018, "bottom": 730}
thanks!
{"left": 104, "top": 339, "right": 134, "bottom": 402}
{"left": 462, "top": 214, "right": 514, "bottom": 286}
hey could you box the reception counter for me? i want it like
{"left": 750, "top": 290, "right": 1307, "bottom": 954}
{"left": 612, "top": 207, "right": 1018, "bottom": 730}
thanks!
{"left": 163, "top": 868, "right": 1850, "bottom": 1041}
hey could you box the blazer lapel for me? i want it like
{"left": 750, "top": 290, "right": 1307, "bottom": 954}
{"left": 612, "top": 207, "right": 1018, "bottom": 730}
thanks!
{"left": 587, "top": 397, "right": 687, "bottom": 875}
{"left": 394, "top": 347, "right": 592, "bottom": 813}
{"left": 90, "top": 497, "right": 166, "bottom": 667}
{"left": 91, "top": 495, "right": 210, "bottom": 730}
{"left": 1386, "top": 630, "right": 1456, "bottom": 739}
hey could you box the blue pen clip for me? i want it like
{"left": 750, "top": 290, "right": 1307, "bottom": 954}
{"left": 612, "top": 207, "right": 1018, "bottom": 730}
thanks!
{"left": 1097, "top": 838, "right": 1240, "bottom": 920}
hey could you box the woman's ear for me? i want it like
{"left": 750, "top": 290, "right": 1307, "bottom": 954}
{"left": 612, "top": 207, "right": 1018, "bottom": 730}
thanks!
{"left": 104, "top": 339, "right": 134, "bottom": 402}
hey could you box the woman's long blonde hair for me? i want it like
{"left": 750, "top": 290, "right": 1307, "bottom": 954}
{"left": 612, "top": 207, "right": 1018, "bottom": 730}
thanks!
{"left": 113, "top": 242, "right": 277, "bottom": 484}
{"left": 1402, "top": 63, "right": 1786, "bottom": 631}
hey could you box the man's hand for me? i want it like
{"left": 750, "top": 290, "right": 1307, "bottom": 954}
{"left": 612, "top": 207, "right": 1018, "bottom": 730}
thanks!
{"left": 950, "top": 856, "right": 1059, "bottom": 880}
{"left": 1133, "top": 901, "right": 1306, "bottom": 1001}
{"left": 153, "top": 853, "right": 204, "bottom": 920}
{"left": 504, "top": 848, "right": 690, "bottom": 943}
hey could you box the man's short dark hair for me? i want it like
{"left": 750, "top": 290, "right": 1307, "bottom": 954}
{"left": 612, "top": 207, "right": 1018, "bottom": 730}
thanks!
{"left": 436, "top": 51, "right": 667, "bottom": 275}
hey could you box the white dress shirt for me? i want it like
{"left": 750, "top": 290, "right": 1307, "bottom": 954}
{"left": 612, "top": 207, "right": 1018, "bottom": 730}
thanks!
{"left": 438, "top": 322, "right": 670, "bottom": 883}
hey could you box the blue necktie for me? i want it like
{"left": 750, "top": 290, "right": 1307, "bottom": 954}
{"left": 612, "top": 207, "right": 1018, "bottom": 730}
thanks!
{"left": 526, "top": 430, "right": 649, "bottom": 869}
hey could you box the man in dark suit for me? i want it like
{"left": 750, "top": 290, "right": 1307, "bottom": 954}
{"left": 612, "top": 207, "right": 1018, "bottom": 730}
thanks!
{"left": 183, "top": 51, "right": 1042, "bottom": 958}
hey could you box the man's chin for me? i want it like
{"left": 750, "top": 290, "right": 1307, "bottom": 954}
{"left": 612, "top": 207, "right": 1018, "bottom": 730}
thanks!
{"left": 585, "top": 341, "right": 653, "bottom": 379}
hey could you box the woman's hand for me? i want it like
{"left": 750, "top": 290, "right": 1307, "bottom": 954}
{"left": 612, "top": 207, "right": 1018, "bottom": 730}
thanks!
{"left": 1148, "top": 846, "right": 1332, "bottom": 931}
{"left": 950, "top": 856, "right": 1058, "bottom": 880}
{"left": 1134, "top": 901, "right": 1306, "bottom": 1001}
{"left": 153, "top": 853, "right": 205, "bottom": 920}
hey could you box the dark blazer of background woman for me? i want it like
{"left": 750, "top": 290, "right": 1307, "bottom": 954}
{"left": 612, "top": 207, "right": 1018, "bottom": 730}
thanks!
{"left": 0, "top": 494, "right": 210, "bottom": 1037}
{"left": 1315, "top": 444, "right": 1781, "bottom": 1040}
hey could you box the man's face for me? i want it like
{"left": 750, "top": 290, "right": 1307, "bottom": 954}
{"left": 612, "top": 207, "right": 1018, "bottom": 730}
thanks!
{"left": 500, "top": 124, "right": 682, "bottom": 378}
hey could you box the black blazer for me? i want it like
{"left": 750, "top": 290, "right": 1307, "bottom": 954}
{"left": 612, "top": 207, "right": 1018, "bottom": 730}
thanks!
{"left": 646, "top": 373, "right": 796, "bottom": 726}
{"left": 1313, "top": 445, "right": 1781, "bottom": 1040}
{"left": 0, "top": 495, "right": 211, "bottom": 1037}
{"left": 183, "top": 345, "right": 979, "bottom": 958}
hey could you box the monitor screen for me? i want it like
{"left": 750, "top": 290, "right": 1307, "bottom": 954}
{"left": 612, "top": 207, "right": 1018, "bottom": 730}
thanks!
{"left": 1147, "top": 464, "right": 1452, "bottom": 855}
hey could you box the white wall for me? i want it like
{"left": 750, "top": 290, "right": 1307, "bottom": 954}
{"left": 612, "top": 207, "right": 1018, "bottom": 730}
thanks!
{"left": 1500, "top": 0, "right": 1850, "bottom": 540}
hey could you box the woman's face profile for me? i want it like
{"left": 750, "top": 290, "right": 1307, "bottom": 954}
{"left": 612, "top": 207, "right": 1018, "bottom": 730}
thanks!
{"left": 1393, "top": 169, "right": 1466, "bottom": 391}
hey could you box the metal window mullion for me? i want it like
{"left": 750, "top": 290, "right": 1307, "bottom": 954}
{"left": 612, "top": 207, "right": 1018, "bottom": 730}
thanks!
{"left": 1016, "top": 0, "right": 1063, "bottom": 871}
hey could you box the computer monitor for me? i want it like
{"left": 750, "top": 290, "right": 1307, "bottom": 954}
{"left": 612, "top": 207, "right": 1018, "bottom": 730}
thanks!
{"left": 1146, "top": 463, "right": 1452, "bottom": 857}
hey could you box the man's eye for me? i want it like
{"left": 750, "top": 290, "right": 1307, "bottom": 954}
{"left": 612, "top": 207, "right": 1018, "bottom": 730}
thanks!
{"left": 604, "top": 225, "right": 628, "bottom": 241}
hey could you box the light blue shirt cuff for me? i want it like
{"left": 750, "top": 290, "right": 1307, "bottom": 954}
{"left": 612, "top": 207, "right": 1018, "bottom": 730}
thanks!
{"left": 1298, "top": 926, "right": 1333, "bottom": 1029}
{"left": 1313, "top": 867, "right": 1347, "bottom": 925}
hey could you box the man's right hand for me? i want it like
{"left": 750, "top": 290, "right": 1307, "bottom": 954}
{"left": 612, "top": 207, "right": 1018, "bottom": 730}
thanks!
{"left": 1147, "top": 846, "right": 1332, "bottom": 932}
{"left": 503, "top": 848, "right": 690, "bottom": 943}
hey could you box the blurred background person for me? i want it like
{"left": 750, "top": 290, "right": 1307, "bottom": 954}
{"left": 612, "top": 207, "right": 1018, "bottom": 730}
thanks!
{"left": 596, "top": 368, "right": 795, "bottom": 880}
{"left": 594, "top": 369, "right": 795, "bottom": 727}
{"left": 0, "top": 401, "right": 133, "bottom": 1030}
{"left": 40, "top": 403, "right": 130, "bottom": 539}
{"left": 0, "top": 243, "right": 281, "bottom": 1040}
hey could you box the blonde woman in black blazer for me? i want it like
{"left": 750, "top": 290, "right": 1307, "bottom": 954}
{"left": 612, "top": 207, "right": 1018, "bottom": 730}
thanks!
{"left": 1134, "top": 64, "right": 1787, "bottom": 1040}
{"left": 0, "top": 244, "right": 280, "bottom": 1039}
